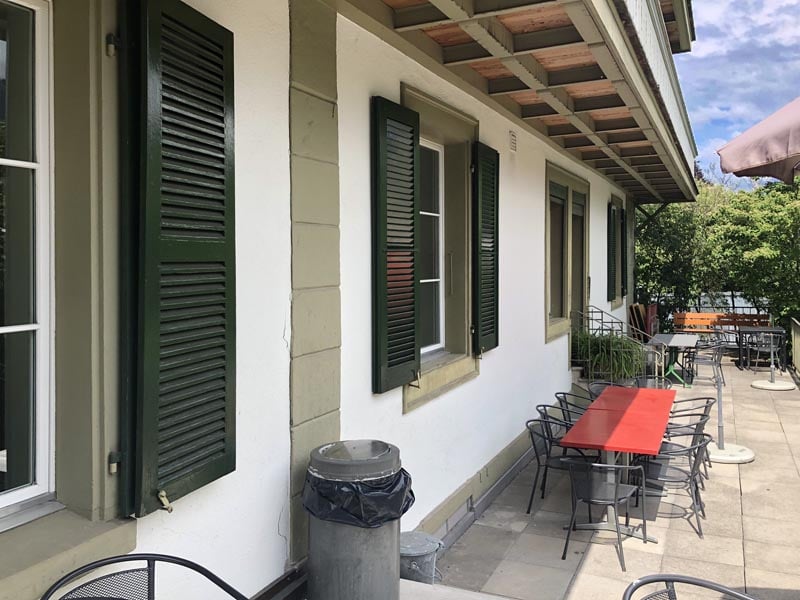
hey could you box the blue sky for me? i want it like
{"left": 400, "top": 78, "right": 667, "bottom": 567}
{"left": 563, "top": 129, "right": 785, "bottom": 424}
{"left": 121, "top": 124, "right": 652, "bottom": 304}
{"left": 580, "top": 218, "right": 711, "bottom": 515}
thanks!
{"left": 674, "top": 0, "right": 800, "bottom": 183}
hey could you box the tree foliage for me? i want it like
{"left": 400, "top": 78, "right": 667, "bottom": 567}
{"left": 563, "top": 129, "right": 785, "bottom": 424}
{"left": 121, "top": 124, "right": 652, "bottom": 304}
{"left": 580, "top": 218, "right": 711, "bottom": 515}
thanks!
{"left": 635, "top": 178, "right": 800, "bottom": 321}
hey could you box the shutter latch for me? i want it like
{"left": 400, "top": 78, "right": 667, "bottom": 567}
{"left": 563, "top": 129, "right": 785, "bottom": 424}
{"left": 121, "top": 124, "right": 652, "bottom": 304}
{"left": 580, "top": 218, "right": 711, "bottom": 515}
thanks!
{"left": 158, "top": 490, "right": 174, "bottom": 513}
{"left": 108, "top": 451, "right": 123, "bottom": 475}
{"left": 105, "top": 33, "right": 121, "bottom": 57}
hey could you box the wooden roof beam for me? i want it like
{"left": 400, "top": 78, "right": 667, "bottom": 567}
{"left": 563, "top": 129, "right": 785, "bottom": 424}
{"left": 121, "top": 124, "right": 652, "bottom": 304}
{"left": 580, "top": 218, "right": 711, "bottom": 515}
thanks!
{"left": 443, "top": 25, "right": 584, "bottom": 65}
{"left": 393, "top": 0, "right": 559, "bottom": 31}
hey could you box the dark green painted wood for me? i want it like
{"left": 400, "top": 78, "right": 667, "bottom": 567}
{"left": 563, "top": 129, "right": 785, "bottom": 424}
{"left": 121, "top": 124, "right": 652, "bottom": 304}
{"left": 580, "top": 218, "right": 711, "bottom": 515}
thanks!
{"left": 135, "top": 0, "right": 235, "bottom": 516}
{"left": 472, "top": 142, "right": 499, "bottom": 354}
{"left": 607, "top": 203, "right": 617, "bottom": 302}
{"left": 620, "top": 207, "right": 628, "bottom": 297}
{"left": 371, "top": 96, "right": 420, "bottom": 393}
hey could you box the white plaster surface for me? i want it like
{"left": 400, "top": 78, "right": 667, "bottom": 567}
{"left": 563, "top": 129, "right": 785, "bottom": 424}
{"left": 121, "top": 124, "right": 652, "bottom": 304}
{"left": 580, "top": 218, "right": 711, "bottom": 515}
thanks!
{"left": 133, "top": 1, "right": 292, "bottom": 597}
{"left": 336, "top": 16, "right": 627, "bottom": 531}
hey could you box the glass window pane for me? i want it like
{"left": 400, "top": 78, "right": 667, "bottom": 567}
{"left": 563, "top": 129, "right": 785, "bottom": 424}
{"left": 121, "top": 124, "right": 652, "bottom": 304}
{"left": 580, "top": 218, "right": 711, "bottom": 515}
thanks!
{"left": 0, "top": 330, "right": 34, "bottom": 493}
{"left": 549, "top": 181, "right": 568, "bottom": 204}
{"left": 419, "top": 281, "right": 440, "bottom": 348}
{"left": 549, "top": 199, "right": 564, "bottom": 319}
{"left": 419, "top": 213, "right": 439, "bottom": 280}
{"left": 0, "top": 166, "right": 34, "bottom": 326}
{"left": 420, "top": 146, "right": 439, "bottom": 213}
{"left": 0, "top": 1, "right": 35, "bottom": 162}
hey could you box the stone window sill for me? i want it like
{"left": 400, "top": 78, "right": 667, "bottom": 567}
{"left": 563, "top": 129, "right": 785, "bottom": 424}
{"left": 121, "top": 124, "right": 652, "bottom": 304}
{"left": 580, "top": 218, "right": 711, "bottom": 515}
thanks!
{"left": 403, "top": 352, "right": 479, "bottom": 413}
{"left": 0, "top": 509, "right": 136, "bottom": 600}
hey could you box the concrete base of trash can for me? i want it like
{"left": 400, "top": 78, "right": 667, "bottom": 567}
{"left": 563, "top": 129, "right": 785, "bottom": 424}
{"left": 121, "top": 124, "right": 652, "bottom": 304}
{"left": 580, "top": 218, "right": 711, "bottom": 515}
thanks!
{"left": 308, "top": 515, "right": 400, "bottom": 600}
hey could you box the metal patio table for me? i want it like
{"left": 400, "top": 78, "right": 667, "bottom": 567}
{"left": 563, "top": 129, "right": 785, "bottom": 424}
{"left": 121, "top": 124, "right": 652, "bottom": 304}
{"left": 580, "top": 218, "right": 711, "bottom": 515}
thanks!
{"left": 647, "top": 333, "right": 699, "bottom": 387}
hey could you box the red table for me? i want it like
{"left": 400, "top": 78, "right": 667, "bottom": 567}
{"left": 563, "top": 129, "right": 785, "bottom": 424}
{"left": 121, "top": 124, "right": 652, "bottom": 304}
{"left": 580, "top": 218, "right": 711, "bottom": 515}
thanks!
{"left": 560, "top": 386, "right": 676, "bottom": 541}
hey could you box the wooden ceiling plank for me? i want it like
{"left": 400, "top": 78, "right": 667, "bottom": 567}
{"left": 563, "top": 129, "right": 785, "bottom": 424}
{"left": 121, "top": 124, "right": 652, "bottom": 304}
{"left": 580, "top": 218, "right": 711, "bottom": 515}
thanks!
{"left": 443, "top": 25, "right": 584, "bottom": 65}
{"left": 394, "top": 0, "right": 560, "bottom": 31}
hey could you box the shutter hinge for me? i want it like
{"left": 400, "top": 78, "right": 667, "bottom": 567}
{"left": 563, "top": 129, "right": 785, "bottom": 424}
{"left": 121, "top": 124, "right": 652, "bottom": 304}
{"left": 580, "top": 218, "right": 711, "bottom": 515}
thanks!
{"left": 470, "top": 165, "right": 476, "bottom": 174}
{"left": 108, "top": 451, "right": 123, "bottom": 475}
{"left": 106, "top": 33, "right": 121, "bottom": 57}
{"left": 470, "top": 324, "right": 476, "bottom": 335}
{"left": 158, "top": 490, "right": 174, "bottom": 513}
{"left": 408, "top": 370, "right": 421, "bottom": 389}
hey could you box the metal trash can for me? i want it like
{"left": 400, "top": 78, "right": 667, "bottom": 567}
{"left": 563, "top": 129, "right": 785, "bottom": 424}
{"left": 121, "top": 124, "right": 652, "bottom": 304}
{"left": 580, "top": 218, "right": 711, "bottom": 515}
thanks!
{"left": 302, "top": 440, "right": 415, "bottom": 600}
{"left": 400, "top": 531, "right": 443, "bottom": 584}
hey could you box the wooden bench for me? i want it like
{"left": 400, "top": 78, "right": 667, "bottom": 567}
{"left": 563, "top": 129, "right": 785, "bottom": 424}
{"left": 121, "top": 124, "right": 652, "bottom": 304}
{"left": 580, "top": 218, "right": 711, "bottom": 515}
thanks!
{"left": 673, "top": 312, "right": 770, "bottom": 334}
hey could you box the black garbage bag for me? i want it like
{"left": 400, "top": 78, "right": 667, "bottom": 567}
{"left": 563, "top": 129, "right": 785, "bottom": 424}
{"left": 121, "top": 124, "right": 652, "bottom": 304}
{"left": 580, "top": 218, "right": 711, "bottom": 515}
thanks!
{"left": 302, "top": 468, "right": 415, "bottom": 528}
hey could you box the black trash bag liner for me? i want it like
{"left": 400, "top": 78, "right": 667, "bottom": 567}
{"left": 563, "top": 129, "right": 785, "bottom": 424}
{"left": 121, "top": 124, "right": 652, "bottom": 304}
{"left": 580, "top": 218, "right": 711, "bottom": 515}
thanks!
{"left": 302, "top": 468, "right": 415, "bottom": 528}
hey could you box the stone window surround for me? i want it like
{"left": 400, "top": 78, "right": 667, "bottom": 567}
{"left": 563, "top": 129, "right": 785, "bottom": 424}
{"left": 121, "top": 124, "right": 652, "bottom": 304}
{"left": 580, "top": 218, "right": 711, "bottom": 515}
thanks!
{"left": 545, "top": 163, "right": 590, "bottom": 343}
{"left": 398, "top": 85, "right": 481, "bottom": 413}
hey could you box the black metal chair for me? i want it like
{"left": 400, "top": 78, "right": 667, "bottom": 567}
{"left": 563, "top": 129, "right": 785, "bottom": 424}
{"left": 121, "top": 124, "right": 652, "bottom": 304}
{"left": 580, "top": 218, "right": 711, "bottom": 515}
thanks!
{"left": 40, "top": 554, "right": 248, "bottom": 600}
{"left": 561, "top": 459, "right": 647, "bottom": 572}
{"left": 587, "top": 380, "right": 618, "bottom": 399}
{"left": 524, "top": 417, "right": 595, "bottom": 513}
{"left": 622, "top": 573, "right": 758, "bottom": 599}
{"left": 746, "top": 331, "right": 784, "bottom": 373}
{"left": 554, "top": 392, "right": 591, "bottom": 424}
{"left": 637, "top": 433, "right": 712, "bottom": 538}
{"left": 685, "top": 342, "right": 725, "bottom": 386}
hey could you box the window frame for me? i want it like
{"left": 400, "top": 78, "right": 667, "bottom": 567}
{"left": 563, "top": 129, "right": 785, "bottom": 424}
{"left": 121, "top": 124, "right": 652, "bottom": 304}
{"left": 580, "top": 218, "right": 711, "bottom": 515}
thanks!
{"left": 418, "top": 138, "right": 446, "bottom": 355}
{"left": 0, "top": 0, "right": 54, "bottom": 512}
{"left": 545, "top": 163, "right": 589, "bottom": 343}
{"left": 609, "top": 195, "right": 626, "bottom": 309}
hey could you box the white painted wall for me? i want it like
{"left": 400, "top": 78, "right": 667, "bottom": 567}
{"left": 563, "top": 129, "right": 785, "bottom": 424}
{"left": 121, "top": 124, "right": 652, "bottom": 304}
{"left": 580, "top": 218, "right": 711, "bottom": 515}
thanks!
{"left": 337, "top": 17, "right": 626, "bottom": 529}
{"left": 134, "top": 1, "right": 291, "bottom": 597}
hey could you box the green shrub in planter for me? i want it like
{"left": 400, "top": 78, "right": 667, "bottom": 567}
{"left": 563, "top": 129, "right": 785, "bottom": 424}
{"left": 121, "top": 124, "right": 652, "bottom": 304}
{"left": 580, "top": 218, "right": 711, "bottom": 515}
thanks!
{"left": 571, "top": 330, "right": 646, "bottom": 382}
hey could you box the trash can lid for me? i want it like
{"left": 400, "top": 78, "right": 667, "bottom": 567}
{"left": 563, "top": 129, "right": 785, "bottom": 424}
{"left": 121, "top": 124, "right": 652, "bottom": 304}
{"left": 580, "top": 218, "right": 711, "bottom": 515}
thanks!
{"left": 308, "top": 440, "right": 401, "bottom": 481}
{"left": 400, "top": 531, "right": 443, "bottom": 557}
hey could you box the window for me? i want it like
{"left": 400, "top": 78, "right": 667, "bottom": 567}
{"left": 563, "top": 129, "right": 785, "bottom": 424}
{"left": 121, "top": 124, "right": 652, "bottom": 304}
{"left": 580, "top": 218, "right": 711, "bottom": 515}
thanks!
{"left": 545, "top": 165, "right": 588, "bottom": 341}
{"left": 419, "top": 141, "right": 445, "bottom": 353}
{"left": 371, "top": 93, "right": 499, "bottom": 396}
{"left": 607, "top": 197, "right": 628, "bottom": 304}
{"left": 0, "top": 0, "right": 52, "bottom": 511}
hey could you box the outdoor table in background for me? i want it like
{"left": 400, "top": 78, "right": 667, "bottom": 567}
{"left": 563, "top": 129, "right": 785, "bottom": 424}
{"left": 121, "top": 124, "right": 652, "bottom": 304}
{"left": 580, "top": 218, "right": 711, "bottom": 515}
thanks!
{"left": 647, "top": 333, "right": 699, "bottom": 387}
{"left": 560, "top": 386, "right": 676, "bottom": 543}
{"left": 737, "top": 325, "right": 786, "bottom": 371}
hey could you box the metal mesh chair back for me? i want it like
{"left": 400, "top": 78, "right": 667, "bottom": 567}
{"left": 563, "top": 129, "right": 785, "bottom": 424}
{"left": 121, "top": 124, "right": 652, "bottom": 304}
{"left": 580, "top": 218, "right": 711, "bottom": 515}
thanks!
{"left": 634, "top": 376, "right": 673, "bottom": 389}
{"left": 623, "top": 574, "right": 758, "bottom": 600}
{"left": 588, "top": 381, "right": 617, "bottom": 399}
{"left": 670, "top": 397, "right": 716, "bottom": 419}
{"left": 552, "top": 393, "right": 590, "bottom": 424}
{"left": 60, "top": 568, "right": 150, "bottom": 599}
{"left": 40, "top": 554, "right": 248, "bottom": 600}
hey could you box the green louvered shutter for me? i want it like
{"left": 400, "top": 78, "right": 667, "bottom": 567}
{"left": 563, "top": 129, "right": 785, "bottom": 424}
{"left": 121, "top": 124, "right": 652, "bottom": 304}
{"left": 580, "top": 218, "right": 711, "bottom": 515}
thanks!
{"left": 607, "top": 203, "right": 617, "bottom": 301}
{"left": 135, "top": 0, "right": 235, "bottom": 516}
{"left": 472, "top": 142, "right": 500, "bottom": 354}
{"left": 372, "top": 97, "right": 420, "bottom": 393}
{"left": 620, "top": 207, "right": 628, "bottom": 297}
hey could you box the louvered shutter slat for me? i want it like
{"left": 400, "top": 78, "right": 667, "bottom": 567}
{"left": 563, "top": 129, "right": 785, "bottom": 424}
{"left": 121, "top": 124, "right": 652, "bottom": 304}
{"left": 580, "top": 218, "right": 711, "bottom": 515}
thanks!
{"left": 135, "top": 0, "right": 235, "bottom": 516}
{"left": 472, "top": 142, "right": 500, "bottom": 354}
{"left": 372, "top": 97, "right": 421, "bottom": 393}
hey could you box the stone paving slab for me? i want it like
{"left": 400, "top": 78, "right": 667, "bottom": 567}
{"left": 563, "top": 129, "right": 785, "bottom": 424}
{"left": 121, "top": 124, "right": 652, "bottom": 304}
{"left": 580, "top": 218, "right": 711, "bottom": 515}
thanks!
{"left": 437, "top": 360, "right": 800, "bottom": 599}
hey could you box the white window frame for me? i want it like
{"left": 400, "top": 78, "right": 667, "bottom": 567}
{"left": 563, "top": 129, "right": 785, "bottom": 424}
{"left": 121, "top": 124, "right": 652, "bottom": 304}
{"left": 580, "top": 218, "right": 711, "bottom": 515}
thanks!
{"left": 0, "top": 0, "right": 54, "bottom": 511}
{"left": 419, "top": 138, "right": 445, "bottom": 355}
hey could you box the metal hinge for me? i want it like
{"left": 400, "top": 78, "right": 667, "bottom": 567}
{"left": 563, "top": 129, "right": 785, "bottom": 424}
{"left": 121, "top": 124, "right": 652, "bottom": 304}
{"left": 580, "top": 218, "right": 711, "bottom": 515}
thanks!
{"left": 108, "top": 451, "right": 123, "bottom": 475}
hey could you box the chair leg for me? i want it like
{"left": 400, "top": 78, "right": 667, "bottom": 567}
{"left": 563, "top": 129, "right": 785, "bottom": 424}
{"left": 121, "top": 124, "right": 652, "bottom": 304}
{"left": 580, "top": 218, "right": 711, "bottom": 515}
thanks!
{"left": 540, "top": 465, "right": 549, "bottom": 499}
{"left": 587, "top": 504, "right": 593, "bottom": 524}
{"left": 562, "top": 500, "right": 579, "bottom": 560}
{"left": 690, "top": 481, "right": 704, "bottom": 538}
{"left": 613, "top": 505, "right": 626, "bottom": 572}
{"left": 640, "top": 488, "right": 647, "bottom": 545}
{"left": 526, "top": 463, "right": 541, "bottom": 514}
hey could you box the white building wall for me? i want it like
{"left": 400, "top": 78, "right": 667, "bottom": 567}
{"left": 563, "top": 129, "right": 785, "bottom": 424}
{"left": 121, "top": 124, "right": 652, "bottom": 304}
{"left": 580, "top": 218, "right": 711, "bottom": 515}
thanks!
{"left": 337, "top": 17, "right": 626, "bottom": 529}
{"left": 134, "top": 1, "right": 292, "bottom": 597}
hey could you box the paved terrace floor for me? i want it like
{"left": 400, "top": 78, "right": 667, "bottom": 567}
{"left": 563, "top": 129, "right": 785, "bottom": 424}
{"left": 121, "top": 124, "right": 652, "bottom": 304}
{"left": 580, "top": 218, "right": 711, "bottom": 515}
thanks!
{"left": 431, "top": 360, "right": 800, "bottom": 600}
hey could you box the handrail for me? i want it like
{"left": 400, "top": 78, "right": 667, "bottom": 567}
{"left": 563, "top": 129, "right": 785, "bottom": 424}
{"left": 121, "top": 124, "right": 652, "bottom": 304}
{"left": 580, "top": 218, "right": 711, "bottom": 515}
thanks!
{"left": 571, "top": 305, "right": 663, "bottom": 383}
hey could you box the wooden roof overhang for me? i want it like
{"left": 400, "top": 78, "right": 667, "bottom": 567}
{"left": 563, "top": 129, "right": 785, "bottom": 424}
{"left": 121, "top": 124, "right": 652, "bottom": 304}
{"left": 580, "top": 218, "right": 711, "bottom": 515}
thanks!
{"left": 350, "top": 0, "right": 696, "bottom": 206}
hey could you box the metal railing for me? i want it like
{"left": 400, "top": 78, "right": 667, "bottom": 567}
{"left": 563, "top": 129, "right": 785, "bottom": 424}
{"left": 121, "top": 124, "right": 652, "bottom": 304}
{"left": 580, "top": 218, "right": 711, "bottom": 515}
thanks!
{"left": 571, "top": 305, "right": 663, "bottom": 384}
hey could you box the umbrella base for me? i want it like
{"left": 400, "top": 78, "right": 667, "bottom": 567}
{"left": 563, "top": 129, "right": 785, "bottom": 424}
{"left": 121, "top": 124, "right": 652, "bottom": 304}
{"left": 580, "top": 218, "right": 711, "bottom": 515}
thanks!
{"left": 708, "top": 443, "right": 755, "bottom": 464}
{"left": 751, "top": 379, "right": 796, "bottom": 391}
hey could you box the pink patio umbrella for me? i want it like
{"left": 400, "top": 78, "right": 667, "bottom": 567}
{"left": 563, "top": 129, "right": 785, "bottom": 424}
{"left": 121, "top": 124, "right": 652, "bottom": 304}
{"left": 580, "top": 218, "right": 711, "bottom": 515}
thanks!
{"left": 717, "top": 95, "right": 800, "bottom": 183}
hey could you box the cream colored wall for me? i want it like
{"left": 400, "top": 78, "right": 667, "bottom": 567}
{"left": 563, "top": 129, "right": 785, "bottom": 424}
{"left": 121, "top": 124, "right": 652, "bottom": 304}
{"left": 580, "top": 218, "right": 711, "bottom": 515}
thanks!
{"left": 336, "top": 15, "right": 626, "bottom": 529}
